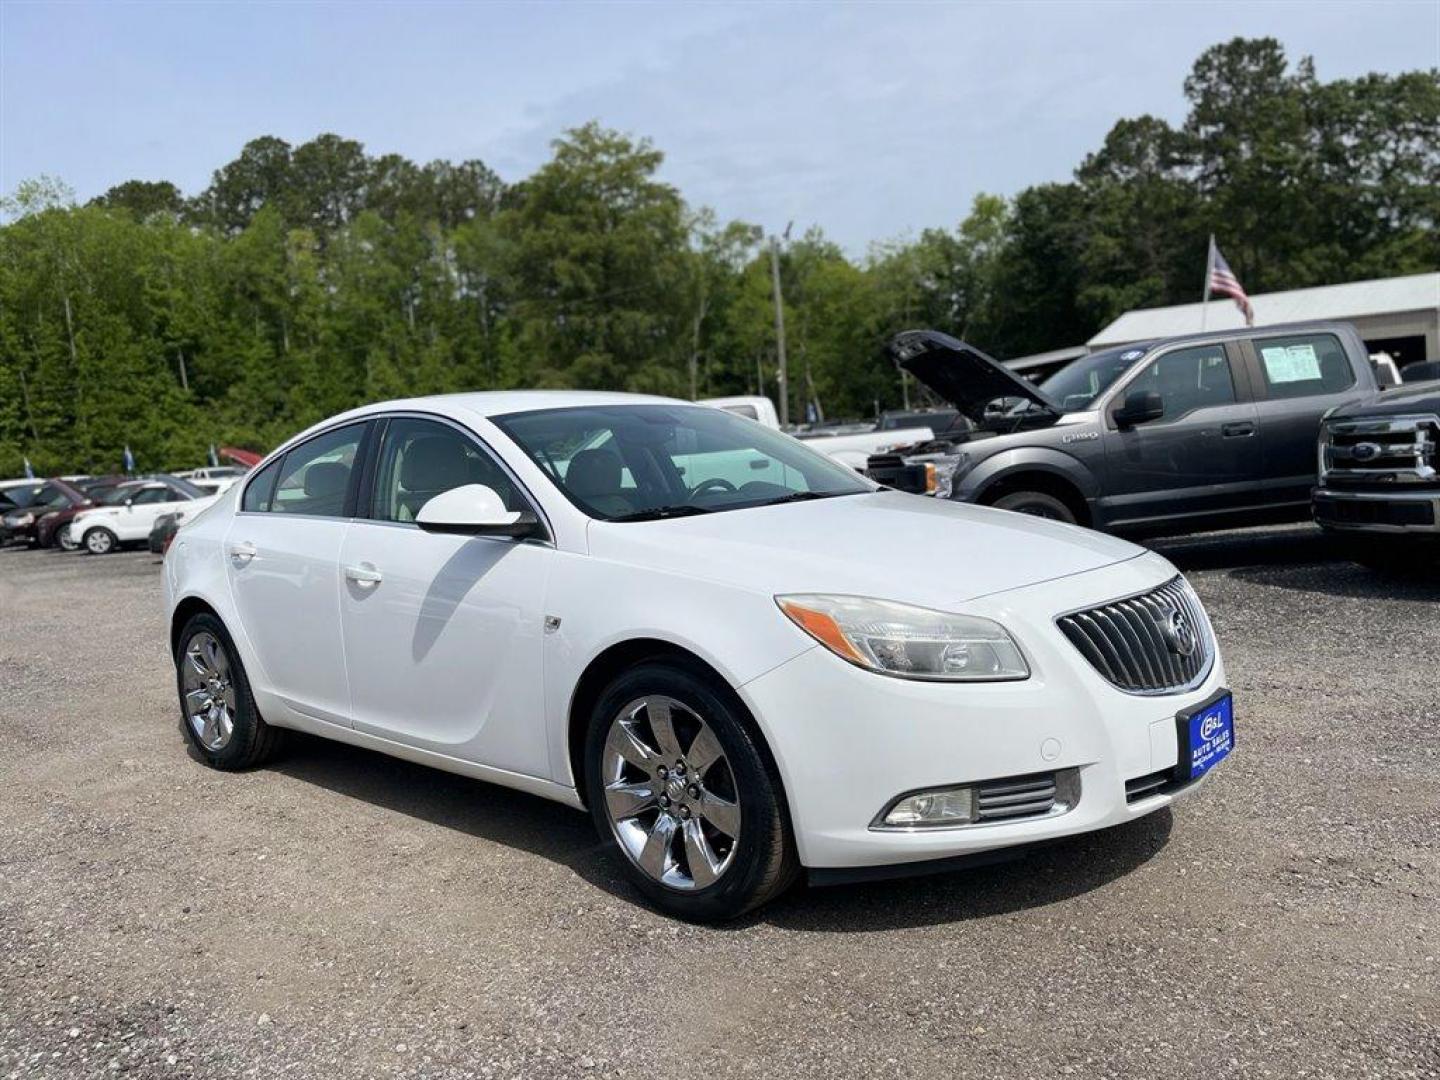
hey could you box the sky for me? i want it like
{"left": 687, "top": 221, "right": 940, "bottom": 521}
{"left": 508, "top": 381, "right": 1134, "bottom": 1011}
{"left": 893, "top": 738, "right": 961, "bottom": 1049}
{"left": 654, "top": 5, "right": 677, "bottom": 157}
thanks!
{"left": 2, "top": 0, "right": 1437, "bottom": 252}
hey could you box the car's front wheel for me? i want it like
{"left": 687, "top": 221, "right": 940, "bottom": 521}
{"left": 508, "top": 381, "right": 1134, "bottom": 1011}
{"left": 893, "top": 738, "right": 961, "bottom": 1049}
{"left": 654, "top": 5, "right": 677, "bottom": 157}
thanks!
{"left": 990, "top": 490, "right": 1076, "bottom": 523}
{"left": 585, "top": 662, "right": 799, "bottom": 921}
{"left": 83, "top": 527, "right": 118, "bottom": 555}
{"left": 175, "top": 613, "right": 285, "bottom": 769}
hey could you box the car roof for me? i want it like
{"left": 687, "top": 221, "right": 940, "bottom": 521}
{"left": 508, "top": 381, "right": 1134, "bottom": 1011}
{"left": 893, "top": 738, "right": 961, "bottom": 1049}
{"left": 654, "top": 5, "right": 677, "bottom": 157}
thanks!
{"left": 1104, "top": 319, "right": 1358, "bottom": 357}
{"left": 356, "top": 389, "right": 681, "bottom": 420}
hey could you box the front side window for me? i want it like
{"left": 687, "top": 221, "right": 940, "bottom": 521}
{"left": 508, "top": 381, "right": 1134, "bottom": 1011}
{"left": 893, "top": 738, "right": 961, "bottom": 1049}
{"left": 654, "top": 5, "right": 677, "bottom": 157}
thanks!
{"left": 371, "top": 418, "right": 525, "bottom": 524}
{"left": 1253, "top": 333, "right": 1354, "bottom": 400}
{"left": 495, "top": 404, "right": 872, "bottom": 521}
{"left": 271, "top": 424, "right": 363, "bottom": 517}
{"left": 1124, "top": 344, "right": 1237, "bottom": 420}
{"left": 131, "top": 487, "right": 174, "bottom": 505}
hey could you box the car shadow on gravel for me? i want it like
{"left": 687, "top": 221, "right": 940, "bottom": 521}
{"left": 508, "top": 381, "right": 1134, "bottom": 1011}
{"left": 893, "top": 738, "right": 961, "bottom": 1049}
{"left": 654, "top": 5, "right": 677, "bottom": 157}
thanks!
{"left": 260, "top": 732, "right": 631, "bottom": 896}
{"left": 1148, "top": 525, "right": 1440, "bottom": 601}
{"left": 1147, "top": 524, "right": 1341, "bottom": 572}
{"left": 251, "top": 730, "right": 1176, "bottom": 928}
{"left": 754, "top": 808, "right": 1175, "bottom": 933}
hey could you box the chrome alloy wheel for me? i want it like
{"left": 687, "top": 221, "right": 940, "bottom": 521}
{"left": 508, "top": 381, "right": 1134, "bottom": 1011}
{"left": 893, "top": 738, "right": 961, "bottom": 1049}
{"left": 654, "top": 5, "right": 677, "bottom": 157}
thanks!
{"left": 181, "top": 631, "right": 237, "bottom": 751}
{"left": 601, "top": 695, "right": 741, "bottom": 891}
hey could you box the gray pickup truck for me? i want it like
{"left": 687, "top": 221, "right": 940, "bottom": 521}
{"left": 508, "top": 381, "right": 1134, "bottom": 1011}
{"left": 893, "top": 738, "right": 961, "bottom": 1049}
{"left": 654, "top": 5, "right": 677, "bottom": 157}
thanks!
{"left": 1312, "top": 380, "right": 1440, "bottom": 565}
{"left": 867, "top": 322, "right": 1380, "bottom": 536}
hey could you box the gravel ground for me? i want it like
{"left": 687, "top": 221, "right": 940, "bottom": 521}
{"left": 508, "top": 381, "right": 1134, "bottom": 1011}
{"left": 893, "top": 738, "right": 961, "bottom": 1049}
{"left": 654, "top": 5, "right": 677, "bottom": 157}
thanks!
{"left": 1, "top": 527, "right": 1436, "bottom": 1079}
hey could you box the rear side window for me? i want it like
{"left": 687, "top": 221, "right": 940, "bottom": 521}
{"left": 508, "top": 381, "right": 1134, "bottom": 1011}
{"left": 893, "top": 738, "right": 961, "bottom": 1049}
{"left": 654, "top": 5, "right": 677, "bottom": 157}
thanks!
{"left": 1253, "top": 334, "right": 1354, "bottom": 399}
{"left": 241, "top": 459, "right": 281, "bottom": 513}
{"left": 270, "top": 425, "right": 364, "bottom": 517}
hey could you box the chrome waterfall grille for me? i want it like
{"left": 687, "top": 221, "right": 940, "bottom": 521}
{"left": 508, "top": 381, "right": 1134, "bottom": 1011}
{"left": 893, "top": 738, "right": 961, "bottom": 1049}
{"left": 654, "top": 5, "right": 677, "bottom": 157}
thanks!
{"left": 1056, "top": 577, "right": 1213, "bottom": 695}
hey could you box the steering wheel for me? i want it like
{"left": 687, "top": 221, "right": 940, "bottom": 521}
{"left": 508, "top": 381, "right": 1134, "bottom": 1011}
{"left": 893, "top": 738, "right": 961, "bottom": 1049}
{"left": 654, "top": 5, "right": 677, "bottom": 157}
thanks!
{"left": 688, "top": 477, "right": 737, "bottom": 501}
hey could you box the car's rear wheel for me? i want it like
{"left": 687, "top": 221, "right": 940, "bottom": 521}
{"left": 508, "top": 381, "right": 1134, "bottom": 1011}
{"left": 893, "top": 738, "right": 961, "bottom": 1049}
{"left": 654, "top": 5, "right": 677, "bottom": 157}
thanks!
{"left": 58, "top": 528, "right": 80, "bottom": 551}
{"left": 83, "top": 527, "right": 118, "bottom": 555}
{"left": 585, "top": 662, "right": 798, "bottom": 921}
{"left": 990, "top": 489, "right": 1075, "bottom": 523}
{"left": 175, "top": 613, "right": 285, "bottom": 769}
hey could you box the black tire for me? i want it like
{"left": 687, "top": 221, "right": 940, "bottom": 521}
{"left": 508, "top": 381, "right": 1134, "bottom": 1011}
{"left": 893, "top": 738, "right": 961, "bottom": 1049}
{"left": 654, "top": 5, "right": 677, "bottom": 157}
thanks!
{"left": 175, "top": 612, "right": 285, "bottom": 769}
{"left": 584, "top": 661, "right": 799, "bottom": 921}
{"left": 83, "top": 527, "right": 118, "bottom": 555}
{"left": 58, "top": 528, "right": 80, "bottom": 552}
{"left": 990, "top": 490, "right": 1076, "bottom": 523}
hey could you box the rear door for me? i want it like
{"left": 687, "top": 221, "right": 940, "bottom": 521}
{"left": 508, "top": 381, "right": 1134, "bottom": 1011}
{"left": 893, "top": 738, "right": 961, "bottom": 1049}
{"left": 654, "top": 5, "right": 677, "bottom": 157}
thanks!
{"left": 1099, "top": 340, "right": 1261, "bottom": 529}
{"left": 224, "top": 421, "right": 370, "bottom": 727}
{"left": 1238, "top": 330, "right": 1365, "bottom": 508}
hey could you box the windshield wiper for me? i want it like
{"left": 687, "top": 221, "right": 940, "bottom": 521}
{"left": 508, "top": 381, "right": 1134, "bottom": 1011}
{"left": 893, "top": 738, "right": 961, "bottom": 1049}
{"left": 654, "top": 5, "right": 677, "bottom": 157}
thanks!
{"left": 609, "top": 504, "right": 717, "bottom": 522}
{"left": 754, "top": 490, "right": 863, "bottom": 508}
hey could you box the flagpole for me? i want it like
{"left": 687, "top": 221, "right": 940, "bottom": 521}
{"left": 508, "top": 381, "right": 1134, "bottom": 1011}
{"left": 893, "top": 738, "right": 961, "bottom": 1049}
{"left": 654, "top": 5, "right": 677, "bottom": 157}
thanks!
{"left": 1201, "top": 234, "right": 1214, "bottom": 331}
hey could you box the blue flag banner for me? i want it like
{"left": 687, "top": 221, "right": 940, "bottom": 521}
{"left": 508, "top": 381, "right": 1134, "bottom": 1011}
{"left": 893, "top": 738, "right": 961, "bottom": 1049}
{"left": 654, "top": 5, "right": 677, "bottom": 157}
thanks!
{"left": 209, "top": 444, "right": 220, "bottom": 467}
{"left": 123, "top": 445, "right": 136, "bottom": 473}
{"left": 23, "top": 456, "right": 35, "bottom": 480}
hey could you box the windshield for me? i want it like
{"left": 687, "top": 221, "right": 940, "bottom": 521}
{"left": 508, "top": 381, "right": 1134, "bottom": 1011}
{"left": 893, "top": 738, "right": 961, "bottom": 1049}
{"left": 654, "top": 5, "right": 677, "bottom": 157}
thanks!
{"left": 5, "top": 483, "right": 71, "bottom": 509}
{"left": 1038, "top": 346, "right": 1150, "bottom": 412}
{"left": 494, "top": 403, "right": 873, "bottom": 521}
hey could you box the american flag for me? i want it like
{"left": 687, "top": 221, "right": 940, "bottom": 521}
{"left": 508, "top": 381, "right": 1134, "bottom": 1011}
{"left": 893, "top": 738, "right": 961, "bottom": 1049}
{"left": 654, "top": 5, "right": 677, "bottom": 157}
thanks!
{"left": 1205, "top": 237, "right": 1253, "bottom": 325}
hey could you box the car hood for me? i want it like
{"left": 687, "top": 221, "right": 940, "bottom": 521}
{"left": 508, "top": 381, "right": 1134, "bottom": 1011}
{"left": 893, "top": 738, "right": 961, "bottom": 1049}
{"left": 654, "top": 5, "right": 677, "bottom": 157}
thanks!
{"left": 587, "top": 491, "right": 1143, "bottom": 609}
{"left": 889, "top": 330, "right": 1062, "bottom": 424}
{"left": 1328, "top": 384, "right": 1440, "bottom": 420}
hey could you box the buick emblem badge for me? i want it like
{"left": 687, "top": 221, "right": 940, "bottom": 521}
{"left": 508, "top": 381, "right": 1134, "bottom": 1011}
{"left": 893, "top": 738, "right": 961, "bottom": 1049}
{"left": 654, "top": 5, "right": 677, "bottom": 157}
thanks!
{"left": 1159, "top": 609, "right": 1198, "bottom": 657}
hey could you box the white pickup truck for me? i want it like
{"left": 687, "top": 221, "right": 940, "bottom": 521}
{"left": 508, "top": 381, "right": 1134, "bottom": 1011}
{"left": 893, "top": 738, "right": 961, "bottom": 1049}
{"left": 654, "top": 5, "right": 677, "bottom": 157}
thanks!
{"left": 699, "top": 396, "right": 940, "bottom": 471}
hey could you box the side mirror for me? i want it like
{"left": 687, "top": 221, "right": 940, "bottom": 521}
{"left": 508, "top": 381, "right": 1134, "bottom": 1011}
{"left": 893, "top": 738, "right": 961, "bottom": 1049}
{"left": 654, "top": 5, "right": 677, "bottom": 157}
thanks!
{"left": 1115, "top": 389, "right": 1164, "bottom": 429}
{"left": 416, "top": 484, "right": 543, "bottom": 539}
{"left": 124, "top": 498, "right": 136, "bottom": 508}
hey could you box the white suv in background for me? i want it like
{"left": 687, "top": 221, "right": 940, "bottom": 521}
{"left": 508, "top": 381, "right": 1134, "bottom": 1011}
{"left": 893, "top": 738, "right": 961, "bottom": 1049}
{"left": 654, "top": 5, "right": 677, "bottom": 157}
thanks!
{"left": 68, "top": 476, "right": 218, "bottom": 554}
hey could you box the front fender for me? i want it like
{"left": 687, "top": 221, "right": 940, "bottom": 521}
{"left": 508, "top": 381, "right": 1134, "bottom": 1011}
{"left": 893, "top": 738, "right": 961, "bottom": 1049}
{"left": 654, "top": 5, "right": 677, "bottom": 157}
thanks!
{"left": 954, "top": 446, "right": 1100, "bottom": 504}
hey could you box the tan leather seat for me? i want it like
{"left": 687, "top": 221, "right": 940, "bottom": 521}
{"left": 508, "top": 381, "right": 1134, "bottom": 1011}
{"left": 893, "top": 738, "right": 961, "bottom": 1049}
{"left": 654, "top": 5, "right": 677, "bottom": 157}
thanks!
{"left": 566, "top": 450, "right": 634, "bottom": 517}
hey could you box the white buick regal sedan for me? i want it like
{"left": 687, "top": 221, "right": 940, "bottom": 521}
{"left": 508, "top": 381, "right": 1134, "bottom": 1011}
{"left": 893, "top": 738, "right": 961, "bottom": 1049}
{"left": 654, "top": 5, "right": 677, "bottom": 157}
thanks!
{"left": 163, "top": 391, "right": 1234, "bottom": 920}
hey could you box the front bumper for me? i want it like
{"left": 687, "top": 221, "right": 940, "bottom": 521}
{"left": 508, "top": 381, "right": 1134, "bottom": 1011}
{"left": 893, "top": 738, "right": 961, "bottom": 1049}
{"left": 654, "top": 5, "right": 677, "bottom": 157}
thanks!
{"left": 1313, "top": 487, "right": 1440, "bottom": 533}
{"left": 737, "top": 551, "right": 1228, "bottom": 869}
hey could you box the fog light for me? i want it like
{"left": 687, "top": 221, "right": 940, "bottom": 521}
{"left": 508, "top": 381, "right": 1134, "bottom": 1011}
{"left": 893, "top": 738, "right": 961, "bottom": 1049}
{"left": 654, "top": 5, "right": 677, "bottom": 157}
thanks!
{"left": 880, "top": 786, "right": 975, "bottom": 828}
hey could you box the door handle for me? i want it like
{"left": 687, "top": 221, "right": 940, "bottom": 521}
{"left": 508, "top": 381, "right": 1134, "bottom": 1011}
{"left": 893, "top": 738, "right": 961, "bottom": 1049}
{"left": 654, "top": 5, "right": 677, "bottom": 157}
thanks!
{"left": 228, "top": 541, "right": 257, "bottom": 565}
{"left": 344, "top": 563, "right": 383, "bottom": 586}
{"left": 1221, "top": 421, "right": 1256, "bottom": 437}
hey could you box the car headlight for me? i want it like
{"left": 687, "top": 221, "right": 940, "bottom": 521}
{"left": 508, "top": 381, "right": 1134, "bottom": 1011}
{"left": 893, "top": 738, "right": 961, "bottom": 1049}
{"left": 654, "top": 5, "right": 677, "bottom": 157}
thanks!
{"left": 931, "top": 453, "right": 968, "bottom": 498}
{"left": 9, "top": 512, "right": 35, "bottom": 527}
{"left": 776, "top": 594, "right": 1029, "bottom": 681}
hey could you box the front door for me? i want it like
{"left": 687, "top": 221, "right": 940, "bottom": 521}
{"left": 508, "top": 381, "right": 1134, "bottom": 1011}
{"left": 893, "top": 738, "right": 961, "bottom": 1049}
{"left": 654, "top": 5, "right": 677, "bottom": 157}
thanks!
{"left": 337, "top": 416, "right": 552, "bottom": 778}
{"left": 225, "top": 421, "right": 367, "bottom": 726}
{"left": 1100, "top": 341, "right": 1261, "bottom": 530}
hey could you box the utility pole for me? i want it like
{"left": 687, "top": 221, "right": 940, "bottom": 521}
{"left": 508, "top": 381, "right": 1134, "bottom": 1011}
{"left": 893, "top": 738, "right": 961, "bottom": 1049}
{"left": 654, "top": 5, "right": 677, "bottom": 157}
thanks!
{"left": 769, "top": 225, "right": 791, "bottom": 427}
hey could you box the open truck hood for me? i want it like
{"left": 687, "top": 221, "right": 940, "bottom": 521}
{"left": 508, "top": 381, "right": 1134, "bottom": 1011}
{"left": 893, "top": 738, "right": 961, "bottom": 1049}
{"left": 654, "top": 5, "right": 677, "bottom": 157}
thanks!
{"left": 889, "top": 330, "right": 1062, "bottom": 424}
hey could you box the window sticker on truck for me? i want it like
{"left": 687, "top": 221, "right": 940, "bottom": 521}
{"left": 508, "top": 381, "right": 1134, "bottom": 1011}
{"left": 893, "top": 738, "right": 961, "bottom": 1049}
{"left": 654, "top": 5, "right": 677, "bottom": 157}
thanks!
{"left": 1260, "top": 343, "right": 1323, "bottom": 383}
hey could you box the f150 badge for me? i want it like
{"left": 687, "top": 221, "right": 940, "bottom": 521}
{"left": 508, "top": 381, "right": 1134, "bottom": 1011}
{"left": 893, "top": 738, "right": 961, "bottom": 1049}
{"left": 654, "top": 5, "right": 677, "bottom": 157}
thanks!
{"left": 1061, "top": 431, "right": 1100, "bottom": 444}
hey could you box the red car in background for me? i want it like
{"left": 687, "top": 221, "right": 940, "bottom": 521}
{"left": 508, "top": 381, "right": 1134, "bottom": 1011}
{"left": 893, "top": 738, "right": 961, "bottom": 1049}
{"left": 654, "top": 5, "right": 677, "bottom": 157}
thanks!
{"left": 32, "top": 477, "right": 128, "bottom": 549}
{"left": 1, "top": 479, "right": 89, "bottom": 547}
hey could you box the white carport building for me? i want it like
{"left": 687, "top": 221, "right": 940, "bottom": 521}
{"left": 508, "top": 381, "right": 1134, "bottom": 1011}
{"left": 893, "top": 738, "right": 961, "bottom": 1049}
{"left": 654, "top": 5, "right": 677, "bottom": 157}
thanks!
{"left": 1088, "top": 272, "right": 1440, "bottom": 375}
